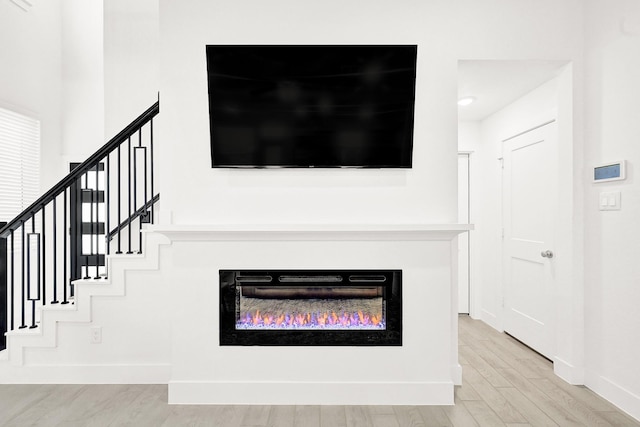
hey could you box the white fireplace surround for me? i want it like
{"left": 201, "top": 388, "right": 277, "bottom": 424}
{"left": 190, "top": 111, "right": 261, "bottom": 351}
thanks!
{"left": 154, "top": 223, "right": 471, "bottom": 405}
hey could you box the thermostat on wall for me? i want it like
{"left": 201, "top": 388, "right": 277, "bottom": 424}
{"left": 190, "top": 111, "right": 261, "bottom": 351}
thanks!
{"left": 594, "top": 160, "right": 626, "bottom": 183}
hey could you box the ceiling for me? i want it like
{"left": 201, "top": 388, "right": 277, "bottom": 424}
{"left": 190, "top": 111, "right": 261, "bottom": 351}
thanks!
{"left": 457, "top": 60, "right": 569, "bottom": 122}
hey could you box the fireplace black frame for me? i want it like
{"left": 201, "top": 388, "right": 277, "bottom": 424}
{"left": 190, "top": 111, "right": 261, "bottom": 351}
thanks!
{"left": 219, "top": 269, "right": 402, "bottom": 346}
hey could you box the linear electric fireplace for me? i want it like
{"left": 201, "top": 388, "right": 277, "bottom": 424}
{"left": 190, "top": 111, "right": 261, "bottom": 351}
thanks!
{"left": 219, "top": 269, "right": 402, "bottom": 346}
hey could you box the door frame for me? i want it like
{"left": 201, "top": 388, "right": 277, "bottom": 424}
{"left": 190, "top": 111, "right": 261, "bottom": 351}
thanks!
{"left": 458, "top": 152, "right": 472, "bottom": 314}
{"left": 459, "top": 62, "right": 583, "bottom": 384}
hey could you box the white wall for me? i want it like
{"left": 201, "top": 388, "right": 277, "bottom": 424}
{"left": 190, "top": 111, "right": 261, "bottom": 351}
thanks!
{"left": 22, "top": 266, "right": 171, "bottom": 377}
{"left": 61, "top": 0, "right": 104, "bottom": 163}
{"left": 0, "top": 0, "right": 106, "bottom": 190}
{"left": 157, "top": 0, "right": 584, "bottom": 226}
{"left": 0, "top": 0, "right": 63, "bottom": 188}
{"left": 157, "top": 0, "right": 456, "bottom": 225}
{"left": 583, "top": 0, "right": 640, "bottom": 419}
{"left": 104, "top": 0, "right": 159, "bottom": 140}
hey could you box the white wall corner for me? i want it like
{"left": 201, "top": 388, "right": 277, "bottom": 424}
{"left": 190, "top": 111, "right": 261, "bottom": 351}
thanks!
{"left": 158, "top": 209, "right": 173, "bottom": 225}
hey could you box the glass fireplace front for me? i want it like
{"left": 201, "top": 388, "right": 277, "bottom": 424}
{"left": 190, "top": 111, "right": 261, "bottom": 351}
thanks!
{"left": 219, "top": 269, "right": 402, "bottom": 346}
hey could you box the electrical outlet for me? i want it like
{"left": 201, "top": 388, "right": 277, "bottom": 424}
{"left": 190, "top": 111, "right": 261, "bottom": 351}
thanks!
{"left": 91, "top": 326, "right": 102, "bottom": 344}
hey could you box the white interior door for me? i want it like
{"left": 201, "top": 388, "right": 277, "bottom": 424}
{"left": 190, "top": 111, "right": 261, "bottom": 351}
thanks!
{"left": 458, "top": 153, "right": 470, "bottom": 314}
{"left": 502, "top": 121, "right": 556, "bottom": 359}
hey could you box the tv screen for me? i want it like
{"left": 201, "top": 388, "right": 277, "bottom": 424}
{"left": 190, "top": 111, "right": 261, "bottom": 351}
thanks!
{"left": 206, "top": 45, "right": 417, "bottom": 168}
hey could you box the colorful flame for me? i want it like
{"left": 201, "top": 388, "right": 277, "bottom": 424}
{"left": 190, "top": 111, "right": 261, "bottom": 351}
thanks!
{"left": 236, "top": 310, "right": 385, "bottom": 330}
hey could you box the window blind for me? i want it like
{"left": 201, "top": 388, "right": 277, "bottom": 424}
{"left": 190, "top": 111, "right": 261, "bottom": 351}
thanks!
{"left": 0, "top": 107, "right": 40, "bottom": 223}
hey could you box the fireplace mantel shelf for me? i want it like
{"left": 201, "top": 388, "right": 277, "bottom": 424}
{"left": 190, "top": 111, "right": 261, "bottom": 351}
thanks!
{"left": 150, "top": 223, "right": 472, "bottom": 241}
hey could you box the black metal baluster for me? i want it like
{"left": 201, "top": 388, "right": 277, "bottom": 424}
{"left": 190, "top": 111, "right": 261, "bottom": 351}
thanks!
{"left": 150, "top": 118, "right": 154, "bottom": 224}
{"left": 105, "top": 153, "right": 110, "bottom": 278}
{"left": 42, "top": 204, "right": 46, "bottom": 306}
{"left": 10, "top": 229, "right": 15, "bottom": 329}
{"left": 133, "top": 136, "right": 138, "bottom": 253}
{"left": 94, "top": 164, "right": 100, "bottom": 279}
{"left": 89, "top": 171, "right": 94, "bottom": 279}
{"left": 140, "top": 146, "right": 147, "bottom": 253}
{"left": 116, "top": 144, "right": 122, "bottom": 254}
{"left": 74, "top": 176, "right": 86, "bottom": 288}
{"left": 29, "top": 213, "right": 37, "bottom": 328}
{"left": 75, "top": 176, "right": 81, "bottom": 295}
{"left": 85, "top": 171, "right": 91, "bottom": 280}
{"left": 0, "top": 222, "right": 7, "bottom": 350}
{"left": 19, "top": 220, "right": 26, "bottom": 329}
{"left": 143, "top": 133, "right": 148, "bottom": 215}
{"left": 73, "top": 176, "right": 79, "bottom": 282}
{"left": 127, "top": 137, "right": 133, "bottom": 254}
{"left": 133, "top": 128, "right": 147, "bottom": 254}
{"left": 52, "top": 197, "right": 59, "bottom": 303}
{"left": 62, "top": 188, "right": 69, "bottom": 305}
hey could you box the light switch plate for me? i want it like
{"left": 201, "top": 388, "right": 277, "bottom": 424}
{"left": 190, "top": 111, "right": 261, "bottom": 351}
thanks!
{"left": 600, "top": 191, "right": 621, "bottom": 211}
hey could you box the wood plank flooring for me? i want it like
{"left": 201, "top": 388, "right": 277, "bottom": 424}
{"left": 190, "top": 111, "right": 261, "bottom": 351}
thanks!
{"left": 0, "top": 315, "right": 638, "bottom": 426}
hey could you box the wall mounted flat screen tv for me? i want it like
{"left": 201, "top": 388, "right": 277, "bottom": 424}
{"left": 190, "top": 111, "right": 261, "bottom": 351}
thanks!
{"left": 206, "top": 45, "right": 417, "bottom": 168}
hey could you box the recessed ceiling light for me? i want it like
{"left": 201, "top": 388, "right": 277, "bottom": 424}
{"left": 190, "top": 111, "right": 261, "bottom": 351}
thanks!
{"left": 458, "top": 96, "right": 476, "bottom": 106}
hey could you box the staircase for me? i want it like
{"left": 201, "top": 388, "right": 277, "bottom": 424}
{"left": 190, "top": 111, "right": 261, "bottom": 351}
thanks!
{"left": 0, "top": 101, "right": 162, "bottom": 375}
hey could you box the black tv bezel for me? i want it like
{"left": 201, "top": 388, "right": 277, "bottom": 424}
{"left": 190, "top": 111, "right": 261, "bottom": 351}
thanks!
{"left": 206, "top": 44, "right": 417, "bottom": 169}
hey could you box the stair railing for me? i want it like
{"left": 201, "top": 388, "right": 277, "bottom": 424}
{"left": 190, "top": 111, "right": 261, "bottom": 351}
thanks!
{"left": 0, "top": 101, "right": 159, "bottom": 345}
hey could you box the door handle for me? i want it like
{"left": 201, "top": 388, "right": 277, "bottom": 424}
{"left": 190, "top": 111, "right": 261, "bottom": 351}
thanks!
{"left": 541, "top": 250, "right": 554, "bottom": 259}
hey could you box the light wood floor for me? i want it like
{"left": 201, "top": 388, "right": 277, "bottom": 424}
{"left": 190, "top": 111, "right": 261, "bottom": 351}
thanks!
{"left": 1, "top": 315, "right": 638, "bottom": 426}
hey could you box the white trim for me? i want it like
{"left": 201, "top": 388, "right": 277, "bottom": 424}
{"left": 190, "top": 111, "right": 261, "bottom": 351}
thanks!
{"left": 502, "top": 119, "right": 557, "bottom": 142}
{"left": 169, "top": 381, "right": 454, "bottom": 405}
{"left": 481, "top": 308, "right": 501, "bottom": 331}
{"left": 553, "top": 356, "right": 584, "bottom": 385}
{"left": 151, "top": 224, "right": 473, "bottom": 242}
{"left": 587, "top": 374, "right": 640, "bottom": 422}
{"left": 0, "top": 363, "right": 171, "bottom": 384}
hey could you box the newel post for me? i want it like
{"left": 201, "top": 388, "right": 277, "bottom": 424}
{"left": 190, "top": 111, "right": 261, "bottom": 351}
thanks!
{"left": 0, "top": 222, "right": 7, "bottom": 351}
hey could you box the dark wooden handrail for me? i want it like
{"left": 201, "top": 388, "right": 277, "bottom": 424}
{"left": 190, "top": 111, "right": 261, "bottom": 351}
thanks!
{"left": 0, "top": 101, "right": 159, "bottom": 238}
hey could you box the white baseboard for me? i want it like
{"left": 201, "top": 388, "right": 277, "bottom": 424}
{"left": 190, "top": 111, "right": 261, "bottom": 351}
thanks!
{"left": 553, "top": 356, "right": 584, "bottom": 385}
{"left": 481, "top": 309, "right": 502, "bottom": 332}
{"left": 0, "top": 363, "right": 171, "bottom": 384}
{"left": 169, "top": 381, "right": 454, "bottom": 405}
{"left": 587, "top": 374, "right": 640, "bottom": 422}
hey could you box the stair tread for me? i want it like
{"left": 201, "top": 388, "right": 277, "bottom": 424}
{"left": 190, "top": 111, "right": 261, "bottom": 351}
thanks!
{"left": 6, "top": 327, "right": 42, "bottom": 336}
{"left": 41, "top": 303, "right": 77, "bottom": 312}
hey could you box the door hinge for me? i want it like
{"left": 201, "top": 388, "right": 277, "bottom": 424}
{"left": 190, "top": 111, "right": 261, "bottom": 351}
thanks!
{"left": 501, "top": 228, "right": 505, "bottom": 239}
{"left": 498, "top": 157, "right": 504, "bottom": 169}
